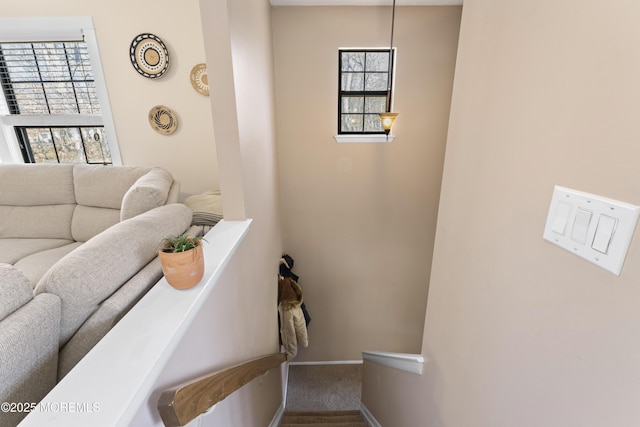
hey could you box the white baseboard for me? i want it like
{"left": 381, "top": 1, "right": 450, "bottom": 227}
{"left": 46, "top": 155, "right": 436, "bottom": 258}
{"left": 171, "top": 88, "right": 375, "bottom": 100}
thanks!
{"left": 360, "top": 403, "right": 382, "bottom": 427}
{"left": 268, "top": 403, "right": 286, "bottom": 427}
{"left": 280, "top": 361, "right": 289, "bottom": 407}
{"left": 289, "top": 359, "right": 363, "bottom": 366}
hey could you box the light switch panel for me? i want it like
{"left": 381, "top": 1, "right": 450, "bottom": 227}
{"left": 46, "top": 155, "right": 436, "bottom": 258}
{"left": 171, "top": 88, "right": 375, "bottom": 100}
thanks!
{"left": 543, "top": 186, "right": 640, "bottom": 276}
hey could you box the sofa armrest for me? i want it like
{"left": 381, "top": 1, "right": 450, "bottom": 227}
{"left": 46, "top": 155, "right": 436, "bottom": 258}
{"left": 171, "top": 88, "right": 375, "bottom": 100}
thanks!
{"left": 120, "top": 167, "right": 174, "bottom": 221}
{"left": 58, "top": 223, "right": 201, "bottom": 378}
{"left": 0, "top": 264, "right": 34, "bottom": 321}
{"left": 0, "top": 293, "right": 61, "bottom": 427}
{"left": 35, "top": 204, "right": 193, "bottom": 348}
{"left": 57, "top": 258, "right": 164, "bottom": 378}
{"left": 166, "top": 180, "right": 181, "bottom": 204}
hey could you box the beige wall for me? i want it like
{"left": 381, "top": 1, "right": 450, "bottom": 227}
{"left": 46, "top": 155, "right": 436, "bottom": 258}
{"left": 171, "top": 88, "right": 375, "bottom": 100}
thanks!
{"left": 415, "top": 0, "right": 640, "bottom": 426}
{"left": 361, "top": 360, "right": 436, "bottom": 426}
{"left": 200, "top": 0, "right": 284, "bottom": 425}
{"left": 272, "top": 6, "right": 461, "bottom": 361}
{"left": 1, "top": 0, "right": 219, "bottom": 195}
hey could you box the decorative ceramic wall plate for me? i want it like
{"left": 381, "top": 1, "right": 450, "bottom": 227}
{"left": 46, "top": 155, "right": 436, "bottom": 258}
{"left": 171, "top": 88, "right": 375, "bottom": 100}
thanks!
{"left": 148, "top": 105, "right": 178, "bottom": 135}
{"left": 190, "top": 63, "right": 209, "bottom": 96}
{"left": 130, "top": 33, "right": 170, "bottom": 79}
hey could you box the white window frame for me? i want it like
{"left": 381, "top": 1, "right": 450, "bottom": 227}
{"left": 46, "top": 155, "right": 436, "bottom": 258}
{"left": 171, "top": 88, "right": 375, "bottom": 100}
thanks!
{"left": 0, "top": 16, "right": 121, "bottom": 164}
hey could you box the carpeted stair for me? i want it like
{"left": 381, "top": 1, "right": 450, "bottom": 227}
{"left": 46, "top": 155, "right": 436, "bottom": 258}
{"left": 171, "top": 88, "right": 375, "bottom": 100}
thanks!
{"left": 280, "top": 410, "right": 368, "bottom": 426}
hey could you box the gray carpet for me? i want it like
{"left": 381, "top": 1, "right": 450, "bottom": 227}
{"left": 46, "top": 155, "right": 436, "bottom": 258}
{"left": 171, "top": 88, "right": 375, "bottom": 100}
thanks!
{"left": 285, "top": 364, "right": 362, "bottom": 412}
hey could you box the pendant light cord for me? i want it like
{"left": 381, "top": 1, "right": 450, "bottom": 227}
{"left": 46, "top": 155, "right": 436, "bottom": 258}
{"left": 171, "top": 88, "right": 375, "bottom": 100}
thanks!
{"left": 386, "top": 0, "right": 396, "bottom": 112}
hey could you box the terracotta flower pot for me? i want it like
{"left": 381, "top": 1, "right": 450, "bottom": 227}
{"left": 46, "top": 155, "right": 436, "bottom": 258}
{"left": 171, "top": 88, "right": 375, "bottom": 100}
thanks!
{"left": 158, "top": 245, "right": 204, "bottom": 290}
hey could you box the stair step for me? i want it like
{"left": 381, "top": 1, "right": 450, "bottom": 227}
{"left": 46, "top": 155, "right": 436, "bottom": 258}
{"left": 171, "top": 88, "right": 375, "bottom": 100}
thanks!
{"left": 280, "top": 423, "right": 368, "bottom": 427}
{"left": 280, "top": 410, "right": 367, "bottom": 426}
{"left": 282, "top": 410, "right": 362, "bottom": 418}
{"left": 282, "top": 415, "right": 365, "bottom": 423}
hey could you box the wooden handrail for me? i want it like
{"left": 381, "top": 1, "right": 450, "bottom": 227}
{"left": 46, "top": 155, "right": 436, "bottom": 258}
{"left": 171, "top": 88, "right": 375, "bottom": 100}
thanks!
{"left": 157, "top": 352, "right": 287, "bottom": 426}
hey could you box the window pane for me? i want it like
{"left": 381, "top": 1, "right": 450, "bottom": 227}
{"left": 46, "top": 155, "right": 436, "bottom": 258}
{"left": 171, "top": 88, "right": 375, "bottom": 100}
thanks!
{"left": 12, "top": 83, "right": 47, "bottom": 114}
{"left": 45, "top": 83, "right": 79, "bottom": 114}
{"left": 364, "top": 96, "right": 387, "bottom": 113}
{"left": 341, "top": 72, "right": 364, "bottom": 91}
{"left": 51, "top": 128, "right": 86, "bottom": 163}
{"left": 74, "top": 82, "right": 101, "bottom": 114}
{"left": 365, "top": 52, "right": 390, "bottom": 72}
{"left": 21, "top": 127, "right": 111, "bottom": 164}
{"left": 364, "top": 114, "right": 383, "bottom": 132}
{"left": 34, "top": 43, "right": 71, "bottom": 81}
{"left": 1, "top": 44, "right": 39, "bottom": 81}
{"left": 81, "top": 128, "right": 111, "bottom": 164}
{"left": 1, "top": 41, "right": 100, "bottom": 116}
{"left": 341, "top": 114, "right": 364, "bottom": 132}
{"left": 341, "top": 52, "right": 365, "bottom": 72}
{"left": 66, "top": 43, "right": 94, "bottom": 81}
{"left": 365, "top": 72, "right": 388, "bottom": 91}
{"left": 24, "top": 128, "right": 58, "bottom": 163}
{"left": 342, "top": 96, "right": 364, "bottom": 113}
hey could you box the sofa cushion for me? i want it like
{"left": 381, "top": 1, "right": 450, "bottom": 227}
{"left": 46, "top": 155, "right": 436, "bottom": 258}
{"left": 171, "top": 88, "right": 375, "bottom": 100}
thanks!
{"left": 120, "top": 167, "right": 174, "bottom": 221}
{"left": 34, "top": 203, "right": 193, "bottom": 346}
{"left": 73, "top": 164, "right": 149, "bottom": 209}
{"left": 0, "top": 163, "right": 75, "bottom": 206}
{"left": 0, "top": 264, "right": 33, "bottom": 321}
{"left": 0, "top": 204, "right": 75, "bottom": 240}
{"left": 14, "top": 242, "right": 83, "bottom": 287}
{"left": 0, "top": 238, "right": 74, "bottom": 266}
{"left": 0, "top": 164, "right": 75, "bottom": 240}
{"left": 71, "top": 205, "right": 121, "bottom": 243}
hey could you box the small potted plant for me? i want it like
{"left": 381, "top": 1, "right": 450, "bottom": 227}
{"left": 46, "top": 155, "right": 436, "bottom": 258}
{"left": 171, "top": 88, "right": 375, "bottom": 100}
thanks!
{"left": 158, "top": 234, "right": 205, "bottom": 290}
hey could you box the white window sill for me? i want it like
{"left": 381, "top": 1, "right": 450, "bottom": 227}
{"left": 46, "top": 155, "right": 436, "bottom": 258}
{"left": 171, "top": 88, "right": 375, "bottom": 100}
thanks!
{"left": 334, "top": 134, "right": 395, "bottom": 144}
{"left": 362, "top": 350, "right": 424, "bottom": 375}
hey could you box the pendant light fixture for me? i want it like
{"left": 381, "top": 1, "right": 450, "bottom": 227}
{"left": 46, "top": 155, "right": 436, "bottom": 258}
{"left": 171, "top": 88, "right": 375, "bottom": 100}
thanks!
{"left": 379, "top": 0, "right": 398, "bottom": 137}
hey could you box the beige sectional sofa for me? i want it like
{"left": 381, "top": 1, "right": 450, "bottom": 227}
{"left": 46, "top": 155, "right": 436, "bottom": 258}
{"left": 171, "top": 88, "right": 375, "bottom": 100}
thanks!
{"left": 0, "top": 163, "right": 194, "bottom": 427}
{"left": 0, "top": 163, "right": 181, "bottom": 285}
